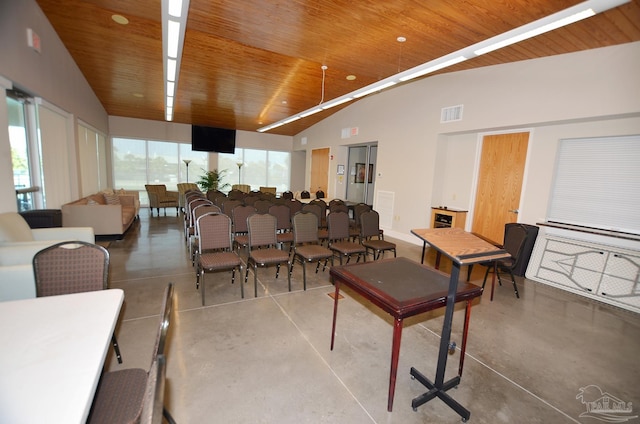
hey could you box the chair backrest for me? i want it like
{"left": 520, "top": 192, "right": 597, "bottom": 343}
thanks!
{"left": 292, "top": 211, "right": 320, "bottom": 244}
{"left": 243, "top": 195, "right": 259, "bottom": 206}
{"left": 145, "top": 184, "right": 167, "bottom": 195}
{"left": 327, "top": 211, "right": 351, "bottom": 241}
{"left": 214, "top": 195, "right": 228, "bottom": 208}
{"left": 328, "top": 199, "right": 345, "bottom": 209}
{"left": 269, "top": 204, "right": 291, "bottom": 231}
{"left": 188, "top": 198, "right": 211, "bottom": 218}
{"left": 503, "top": 224, "right": 529, "bottom": 264}
{"left": 301, "top": 204, "right": 322, "bottom": 227}
{"left": 247, "top": 213, "right": 278, "bottom": 248}
{"left": 359, "top": 210, "right": 381, "bottom": 239}
{"left": 228, "top": 189, "right": 247, "bottom": 199}
{"left": 140, "top": 355, "right": 166, "bottom": 424}
{"left": 353, "top": 203, "right": 372, "bottom": 227}
{"left": 254, "top": 199, "right": 274, "bottom": 214}
{"left": 222, "top": 199, "right": 243, "bottom": 217}
{"left": 193, "top": 204, "right": 221, "bottom": 229}
{"left": 197, "top": 213, "right": 233, "bottom": 251}
{"left": 33, "top": 241, "right": 109, "bottom": 297}
{"left": 287, "top": 199, "right": 303, "bottom": 215}
{"left": 281, "top": 191, "right": 293, "bottom": 200}
{"left": 309, "top": 199, "right": 327, "bottom": 214}
{"left": 330, "top": 203, "right": 349, "bottom": 214}
{"left": 154, "top": 283, "right": 174, "bottom": 360}
{"left": 300, "top": 190, "right": 310, "bottom": 199}
{"left": 206, "top": 190, "right": 226, "bottom": 202}
{"left": 231, "top": 205, "right": 256, "bottom": 233}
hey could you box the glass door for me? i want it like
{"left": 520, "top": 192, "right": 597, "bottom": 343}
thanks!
{"left": 346, "top": 143, "right": 377, "bottom": 204}
{"left": 6, "top": 91, "right": 40, "bottom": 211}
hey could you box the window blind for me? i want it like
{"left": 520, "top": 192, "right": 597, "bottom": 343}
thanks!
{"left": 547, "top": 135, "right": 640, "bottom": 235}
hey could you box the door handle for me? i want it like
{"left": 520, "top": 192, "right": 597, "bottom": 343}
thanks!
{"left": 508, "top": 209, "right": 519, "bottom": 214}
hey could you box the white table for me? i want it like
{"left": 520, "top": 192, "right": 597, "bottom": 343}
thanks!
{"left": 0, "top": 289, "right": 124, "bottom": 423}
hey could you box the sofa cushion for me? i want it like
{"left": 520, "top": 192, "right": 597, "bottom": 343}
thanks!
{"left": 88, "top": 194, "right": 107, "bottom": 205}
{"left": 104, "top": 193, "right": 121, "bottom": 205}
{"left": 0, "top": 212, "right": 35, "bottom": 243}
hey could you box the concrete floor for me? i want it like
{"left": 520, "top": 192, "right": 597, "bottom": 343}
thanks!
{"left": 104, "top": 211, "right": 640, "bottom": 423}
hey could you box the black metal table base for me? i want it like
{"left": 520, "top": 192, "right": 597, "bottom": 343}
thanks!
{"left": 410, "top": 367, "right": 470, "bottom": 421}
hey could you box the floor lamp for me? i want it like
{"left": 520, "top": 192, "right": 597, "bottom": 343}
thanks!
{"left": 237, "top": 162, "right": 243, "bottom": 184}
{"left": 183, "top": 159, "right": 192, "bottom": 182}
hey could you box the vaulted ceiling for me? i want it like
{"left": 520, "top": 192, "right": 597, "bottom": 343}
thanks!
{"left": 36, "top": 0, "right": 640, "bottom": 136}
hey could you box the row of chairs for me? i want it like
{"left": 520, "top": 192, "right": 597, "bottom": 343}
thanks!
{"left": 32, "top": 242, "right": 176, "bottom": 423}
{"left": 193, "top": 208, "right": 396, "bottom": 305}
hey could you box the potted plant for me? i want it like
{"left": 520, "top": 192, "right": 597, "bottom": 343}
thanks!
{"left": 196, "top": 168, "right": 230, "bottom": 192}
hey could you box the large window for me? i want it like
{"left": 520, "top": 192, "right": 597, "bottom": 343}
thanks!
{"left": 219, "top": 148, "right": 290, "bottom": 193}
{"left": 112, "top": 138, "right": 207, "bottom": 204}
{"left": 547, "top": 135, "right": 640, "bottom": 235}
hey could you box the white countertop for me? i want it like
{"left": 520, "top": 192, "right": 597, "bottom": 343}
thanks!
{"left": 0, "top": 289, "right": 124, "bottom": 423}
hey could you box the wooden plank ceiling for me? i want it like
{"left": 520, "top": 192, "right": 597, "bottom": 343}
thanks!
{"left": 36, "top": 0, "right": 640, "bottom": 136}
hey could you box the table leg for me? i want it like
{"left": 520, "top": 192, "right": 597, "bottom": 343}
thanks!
{"left": 330, "top": 281, "right": 340, "bottom": 350}
{"left": 434, "top": 252, "right": 441, "bottom": 270}
{"left": 458, "top": 300, "right": 472, "bottom": 377}
{"left": 421, "top": 241, "right": 426, "bottom": 264}
{"left": 490, "top": 262, "right": 497, "bottom": 301}
{"left": 388, "top": 317, "right": 403, "bottom": 412}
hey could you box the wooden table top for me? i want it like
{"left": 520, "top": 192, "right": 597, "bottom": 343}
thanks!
{"left": 411, "top": 227, "right": 510, "bottom": 266}
{"left": 330, "top": 257, "right": 483, "bottom": 318}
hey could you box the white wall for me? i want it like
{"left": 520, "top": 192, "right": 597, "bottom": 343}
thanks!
{"left": 294, "top": 42, "right": 640, "bottom": 244}
{"left": 0, "top": 0, "right": 108, "bottom": 213}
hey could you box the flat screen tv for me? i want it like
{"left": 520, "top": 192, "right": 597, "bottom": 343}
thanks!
{"left": 191, "top": 125, "right": 236, "bottom": 153}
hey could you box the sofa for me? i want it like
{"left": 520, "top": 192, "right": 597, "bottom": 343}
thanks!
{"left": 61, "top": 189, "right": 140, "bottom": 236}
{"left": 0, "top": 212, "right": 95, "bottom": 301}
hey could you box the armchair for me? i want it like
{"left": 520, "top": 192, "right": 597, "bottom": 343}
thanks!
{"left": 176, "top": 183, "right": 201, "bottom": 210}
{"left": 0, "top": 212, "right": 94, "bottom": 301}
{"left": 145, "top": 185, "right": 179, "bottom": 216}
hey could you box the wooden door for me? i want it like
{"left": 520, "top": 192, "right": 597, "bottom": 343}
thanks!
{"left": 471, "top": 132, "right": 529, "bottom": 245}
{"left": 310, "top": 148, "right": 329, "bottom": 195}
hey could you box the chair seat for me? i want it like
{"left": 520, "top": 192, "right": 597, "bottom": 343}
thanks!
{"left": 330, "top": 241, "right": 365, "bottom": 254}
{"left": 250, "top": 248, "right": 290, "bottom": 265}
{"left": 296, "top": 244, "right": 332, "bottom": 261}
{"left": 276, "top": 232, "right": 294, "bottom": 244}
{"left": 362, "top": 239, "right": 395, "bottom": 251}
{"left": 200, "top": 251, "right": 243, "bottom": 270}
{"left": 89, "top": 368, "right": 147, "bottom": 424}
{"left": 234, "top": 234, "right": 249, "bottom": 247}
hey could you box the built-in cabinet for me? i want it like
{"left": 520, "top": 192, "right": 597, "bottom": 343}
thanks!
{"left": 527, "top": 231, "right": 640, "bottom": 313}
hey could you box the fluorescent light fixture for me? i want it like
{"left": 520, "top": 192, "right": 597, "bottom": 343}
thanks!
{"left": 353, "top": 81, "right": 397, "bottom": 98}
{"left": 257, "top": 0, "right": 629, "bottom": 133}
{"left": 168, "top": 0, "right": 183, "bottom": 18}
{"left": 299, "top": 108, "right": 322, "bottom": 118}
{"left": 167, "top": 58, "right": 177, "bottom": 81}
{"left": 162, "top": 0, "right": 190, "bottom": 122}
{"left": 167, "top": 20, "right": 180, "bottom": 58}
{"left": 320, "top": 97, "right": 354, "bottom": 110}
{"left": 474, "top": 9, "right": 596, "bottom": 56}
{"left": 399, "top": 56, "right": 467, "bottom": 82}
{"left": 282, "top": 115, "right": 302, "bottom": 124}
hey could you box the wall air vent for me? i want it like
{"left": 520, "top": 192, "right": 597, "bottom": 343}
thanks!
{"left": 441, "top": 105, "right": 463, "bottom": 123}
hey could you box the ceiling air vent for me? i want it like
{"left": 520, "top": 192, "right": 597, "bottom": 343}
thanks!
{"left": 441, "top": 105, "right": 463, "bottom": 123}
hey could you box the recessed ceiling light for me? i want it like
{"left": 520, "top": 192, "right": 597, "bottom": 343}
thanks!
{"left": 112, "top": 14, "right": 129, "bottom": 25}
{"left": 397, "top": 36, "right": 406, "bottom": 43}
{"left": 282, "top": 100, "right": 287, "bottom": 104}
{"left": 346, "top": 75, "right": 356, "bottom": 81}
{"left": 132, "top": 93, "right": 144, "bottom": 98}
